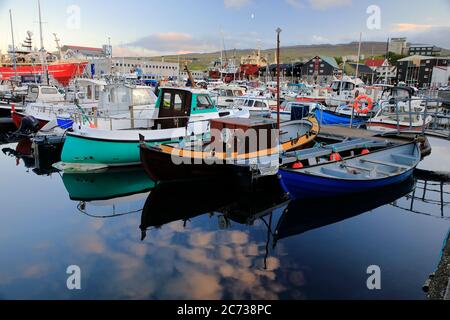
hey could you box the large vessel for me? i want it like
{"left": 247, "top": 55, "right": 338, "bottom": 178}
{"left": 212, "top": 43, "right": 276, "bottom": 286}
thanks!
{"left": 0, "top": 31, "right": 88, "bottom": 87}
{"left": 240, "top": 49, "right": 268, "bottom": 79}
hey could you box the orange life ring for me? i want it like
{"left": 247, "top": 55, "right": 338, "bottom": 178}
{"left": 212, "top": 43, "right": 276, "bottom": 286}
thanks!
{"left": 353, "top": 95, "right": 373, "bottom": 114}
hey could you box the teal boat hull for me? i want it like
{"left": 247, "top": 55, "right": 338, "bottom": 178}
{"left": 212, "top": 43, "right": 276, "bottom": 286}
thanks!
{"left": 61, "top": 133, "right": 176, "bottom": 167}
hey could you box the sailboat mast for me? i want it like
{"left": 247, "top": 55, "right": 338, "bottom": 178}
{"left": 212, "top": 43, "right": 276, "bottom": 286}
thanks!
{"left": 37, "top": 0, "right": 48, "bottom": 84}
{"left": 9, "top": 9, "right": 18, "bottom": 79}
{"left": 355, "top": 32, "right": 362, "bottom": 79}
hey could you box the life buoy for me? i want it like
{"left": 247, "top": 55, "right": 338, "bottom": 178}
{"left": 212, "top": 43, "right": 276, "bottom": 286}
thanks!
{"left": 353, "top": 95, "right": 373, "bottom": 114}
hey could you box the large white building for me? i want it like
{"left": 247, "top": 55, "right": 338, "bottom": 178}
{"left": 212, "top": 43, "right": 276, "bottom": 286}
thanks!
{"left": 389, "top": 38, "right": 408, "bottom": 55}
{"left": 111, "top": 57, "right": 180, "bottom": 80}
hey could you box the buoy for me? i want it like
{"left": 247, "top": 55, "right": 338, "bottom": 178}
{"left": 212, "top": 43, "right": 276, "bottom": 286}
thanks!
{"left": 330, "top": 152, "right": 342, "bottom": 161}
{"left": 292, "top": 161, "right": 303, "bottom": 169}
{"left": 89, "top": 123, "right": 97, "bottom": 129}
{"left": 361, "top": 148, "right": 370, "bottom": 155}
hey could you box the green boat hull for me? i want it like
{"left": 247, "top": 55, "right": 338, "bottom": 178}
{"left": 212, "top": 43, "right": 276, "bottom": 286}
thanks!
{"left": 61, "top": 134, "right": 175, "bottom": 167}
{"left": 62, "top": 168, "right": 156, "bottom": 201}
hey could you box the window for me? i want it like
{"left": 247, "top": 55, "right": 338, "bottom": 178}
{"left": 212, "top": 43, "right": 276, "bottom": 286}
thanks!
{"left": 133, "top": 88, "right": 157, "bottom": 106}
{"left": 41, "top": 87, "right": 58, "bottom": 95}
{"left": 196, "top": 95, "right": 214, "bottom": 110}
{"left": 244, "top": 100, "right": 254, "bottom": 107}
{"left": 254, "top": 101, "right": 265, "bottom": 108}
{"left": 162, "top": 92, "right": 172, "bottom": 108}
{"left": 174, "top": 93, "right": 183, "bottom": 110}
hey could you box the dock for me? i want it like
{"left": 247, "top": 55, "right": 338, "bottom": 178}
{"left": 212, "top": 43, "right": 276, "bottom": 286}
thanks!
{"left": 425, "top": 230, "right": 450, "bottom": 300}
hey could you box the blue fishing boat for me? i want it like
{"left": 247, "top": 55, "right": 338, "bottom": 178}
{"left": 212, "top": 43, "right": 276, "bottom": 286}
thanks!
{"left": 279, "top": 140, "right": 420, "bottom": 199}
{"left": 314, "top": 108, "right": 368, "bottom": 126}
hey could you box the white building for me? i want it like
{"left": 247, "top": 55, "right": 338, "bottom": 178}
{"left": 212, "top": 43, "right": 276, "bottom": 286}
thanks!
{"left": 111, "top": 57, "right": 180, "bottom": 80}
{"left": 179, "top": 70, "right": 207, "bottom": 81}
{"left": 389, "top": 38, "right": 408, "bottom": 55}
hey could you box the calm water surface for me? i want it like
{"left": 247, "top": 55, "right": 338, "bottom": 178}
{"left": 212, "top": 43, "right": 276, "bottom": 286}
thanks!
{"left": 0, "top": 135, "right": 449, "bottom": 300}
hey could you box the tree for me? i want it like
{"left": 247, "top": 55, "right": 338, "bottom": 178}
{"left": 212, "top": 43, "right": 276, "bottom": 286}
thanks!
{"left": 387, "top": 52, "right": 407, "bottom": 64}
{"left": 334, "top": 56, "right": 343, "bottom": 65}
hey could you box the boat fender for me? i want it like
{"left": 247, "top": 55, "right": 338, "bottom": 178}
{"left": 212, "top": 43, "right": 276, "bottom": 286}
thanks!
{"left": 353, "top": 95, "right": 373, "bottom": 114}
{"left": 292, "top": 161, "right": 303, "bottom": 169}
{"left": 361, "top": 147, "right": 370, "bottom": 155}
{"left": 330, "top": 148, "right": 342, "bottom": 161}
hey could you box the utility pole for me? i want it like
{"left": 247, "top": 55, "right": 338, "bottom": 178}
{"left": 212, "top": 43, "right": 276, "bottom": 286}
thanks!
{"left": 276, "top": 27, "right": 282, "bottom": 130}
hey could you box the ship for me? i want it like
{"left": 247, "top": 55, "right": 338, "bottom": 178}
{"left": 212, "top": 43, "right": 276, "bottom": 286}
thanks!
{"left": 0, "top": 31, "right": 88, "bottom": 87}
{"left": 240, "top": 49, "right": 268, "bottom": 79}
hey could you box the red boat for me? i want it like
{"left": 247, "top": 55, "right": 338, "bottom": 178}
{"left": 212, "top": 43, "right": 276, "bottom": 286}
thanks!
{"left": 0, "top": 60, "right": 88, "bottom": 87}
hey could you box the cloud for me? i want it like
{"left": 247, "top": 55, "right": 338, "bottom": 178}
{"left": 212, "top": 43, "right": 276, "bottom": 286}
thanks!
{"left": 311, "top": 35, "right": 330, "bottom": 43}
{"left": 308, "top": 0, "right": 352, "bottom": 10}
{"left": 392, "top": 23, "right": 435, "bottom": 32}
{"left": 119, "top": 32, "right": 220, "bottom": 56}
{"left": 286, "top": 0, "right": 303, "bottom": 9}
{"left": 224, "top": 0, "right": 252, "bottom": 9}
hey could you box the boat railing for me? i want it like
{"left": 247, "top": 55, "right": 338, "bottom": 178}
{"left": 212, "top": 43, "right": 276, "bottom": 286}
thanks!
{"left": 390, "top": 178, "right": 449, "bottom": 219}
{"left": 377, "top": 97, "right": 450, "bottom": 139}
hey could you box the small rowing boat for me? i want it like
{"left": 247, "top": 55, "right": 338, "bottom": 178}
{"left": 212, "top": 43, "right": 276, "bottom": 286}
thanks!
{"left": 279, "top": 140, "right": 420, "bottom": 199}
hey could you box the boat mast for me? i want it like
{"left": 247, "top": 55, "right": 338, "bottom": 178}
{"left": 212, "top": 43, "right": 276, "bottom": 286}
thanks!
{"left": 276, "top": 27, "right": 282, "bottom": 130}
{"left": 9, "top": 9, "right": 18, "bottom": 80}
{"left": 355, "top": 32, "right": 362, "bottom": 80}
{"left": 37, "top": 0, "right": 48, "bottom": 84}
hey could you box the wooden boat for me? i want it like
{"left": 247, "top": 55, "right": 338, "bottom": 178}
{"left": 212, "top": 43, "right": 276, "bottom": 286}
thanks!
{"left": 279, "top": 139, "right": 420, "bottom": 199}
{"left": 140, "top": 117, "right": 319, "bottom": 182}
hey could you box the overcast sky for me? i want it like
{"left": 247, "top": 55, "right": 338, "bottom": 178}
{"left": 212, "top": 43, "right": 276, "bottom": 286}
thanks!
{"left": 1, "top": 0, "right": 449, "bottom": 56}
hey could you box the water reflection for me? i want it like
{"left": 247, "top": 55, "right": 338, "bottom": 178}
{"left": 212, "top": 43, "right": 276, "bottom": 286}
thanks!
{"left": 0, "top": 135, "right": 449, "bottom": 299}
{"left": 62, "top": 167, "right": 155, "bottom": 218}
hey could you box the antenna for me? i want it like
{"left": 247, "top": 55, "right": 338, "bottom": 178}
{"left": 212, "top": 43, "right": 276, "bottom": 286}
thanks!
{"left": 53, "top": 33, "right": 62, "bottom": 60}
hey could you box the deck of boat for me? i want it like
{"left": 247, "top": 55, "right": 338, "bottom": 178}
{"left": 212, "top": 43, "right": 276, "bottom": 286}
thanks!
{"left": 319, "top": 125, "right": 432, "bottom": 156}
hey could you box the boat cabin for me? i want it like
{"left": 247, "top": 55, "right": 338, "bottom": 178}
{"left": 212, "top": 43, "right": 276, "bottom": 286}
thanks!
{"left": 25, "top": 85, "right": 65, "bottom": 103}
{"left": 74, "top": 79, "right": 107, "bottom": 104}
{"left": 154, "top": 87, "right": 218, "bottom": 129}
{"left": 381, "top": 86, "right": 415, "bottom": 102}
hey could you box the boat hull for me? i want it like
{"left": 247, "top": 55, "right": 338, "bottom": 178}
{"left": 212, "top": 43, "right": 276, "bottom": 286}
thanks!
{"left": 0, "top": 61, "right": 88, "bottom": 87}
{"left": 60, "top": 133, "right": 179, "bottom": 168}
{"left": 279, "top": 166, "right": 415, "bottom": 200}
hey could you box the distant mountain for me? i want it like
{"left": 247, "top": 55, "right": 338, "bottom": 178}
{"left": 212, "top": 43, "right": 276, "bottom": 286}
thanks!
{"left": 152, "top": 41, "right": 392, "bottom": 70}
{"left": 152, "top": 41, "right": 450, "bottom": 70}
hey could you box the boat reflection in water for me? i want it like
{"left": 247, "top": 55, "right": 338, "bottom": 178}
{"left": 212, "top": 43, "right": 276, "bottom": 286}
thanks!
{"left": 274, "top": 176, "right": 417, "bottom": 246}
{"left": 1, "top": 138, "right": 61, "bottom": 175}
{"left": 140, "top": 175, "right": 289, "bottom": 240}
{"left": 62, "top": 167, "right": 155, "bottom": 218}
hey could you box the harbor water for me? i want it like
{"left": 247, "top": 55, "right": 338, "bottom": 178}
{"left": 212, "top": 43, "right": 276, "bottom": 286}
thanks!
{"left": 0, "top": 135, "right": 449, "bottom": 300}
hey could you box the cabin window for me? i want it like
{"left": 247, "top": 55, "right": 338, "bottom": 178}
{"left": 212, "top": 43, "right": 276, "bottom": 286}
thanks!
{"left": 196, "top": 95, "right": 214, "bottom": 110}
{"left": 41, "top": 87, "right": 58, "bottom": 95}
{"left": 162, "top": 92, "right": 172, "bottom": 108}
{"left": 244, "top": 100, "right": 254, "bottom": 107}
{"left": 174, "top": 93, "right": 183, "bottom": 110}
{"left": 86, "top": 85, "right": 93, "bottom": 100}
{"left": 254, "top": 101, "right": 265, "bottom": 109}
{"left": 132, "top": 88, "right": 156, "bottom": 106}
{"left": 226, "top": 90, "right": 234, "bottom": 97}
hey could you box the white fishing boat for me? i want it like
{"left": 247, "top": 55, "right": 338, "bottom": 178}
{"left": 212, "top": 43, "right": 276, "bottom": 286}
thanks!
{"left": 210, "top": 85, "right": 246, "bottom": 107}
{"left": 366, "top": 86, "right": 432, "bottom": 133}
{"left": 326, "top": 76, "right": 365, "bottom": 108}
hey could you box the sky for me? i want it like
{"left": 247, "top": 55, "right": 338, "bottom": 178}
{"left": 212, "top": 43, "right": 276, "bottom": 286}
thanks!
{"left": 0, "top": 0, "right": 449, "bottom": 56}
